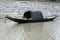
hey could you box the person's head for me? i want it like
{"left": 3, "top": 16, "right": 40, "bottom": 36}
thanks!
{"left": 23, "top": 10, "right": 32, "bottom": 19}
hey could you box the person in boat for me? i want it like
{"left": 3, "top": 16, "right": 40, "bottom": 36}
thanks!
{"left": 23, "top": 10, "right": 43, "bottom": 21}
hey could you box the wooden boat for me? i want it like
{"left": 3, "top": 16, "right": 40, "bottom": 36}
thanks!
{"left": 5, "top": 15, "right": 57, "bottom": 23}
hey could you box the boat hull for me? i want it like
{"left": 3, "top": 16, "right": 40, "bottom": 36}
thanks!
{"left": 5, "top": 15, "right": 57, "bottom": 23}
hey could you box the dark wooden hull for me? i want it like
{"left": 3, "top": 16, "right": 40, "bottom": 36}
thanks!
{"left": 5, "top": 15, "right": 57, "bottom": 23}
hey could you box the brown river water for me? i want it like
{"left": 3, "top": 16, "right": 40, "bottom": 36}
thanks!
{"left": 0, "top": 15, "right": 60, "bottom": 40}
{"left": 0, "top": 1, "right": 60, "bottom": 40}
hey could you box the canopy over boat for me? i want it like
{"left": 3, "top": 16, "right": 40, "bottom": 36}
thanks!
{"left": 23, "top": 11, "right": 43, "bottom": 21}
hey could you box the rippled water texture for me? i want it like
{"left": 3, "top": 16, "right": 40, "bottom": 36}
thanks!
{"left": 0, "top": 1, "right": 60, "bottom": 40}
